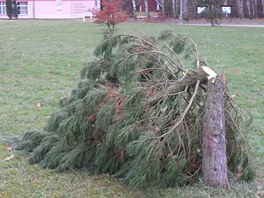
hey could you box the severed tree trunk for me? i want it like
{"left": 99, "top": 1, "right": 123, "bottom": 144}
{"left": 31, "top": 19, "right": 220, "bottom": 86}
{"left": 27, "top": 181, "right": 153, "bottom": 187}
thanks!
{"left": 202, "top": 76, "right": 230, "bottom": 189}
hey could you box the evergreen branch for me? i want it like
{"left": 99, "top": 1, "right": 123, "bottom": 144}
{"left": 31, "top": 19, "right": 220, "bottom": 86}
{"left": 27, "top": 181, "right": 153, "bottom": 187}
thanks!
{"left": 171, "top": 33, "right": 199, "bottom": 67}
{"left": 163, "top": 43, "right": 187, "bottom": 72}
{"left": 14, "top": 30, "right": 254, "bottom": 187}
{"left": 159, "top": 80, "right": 200, "bottom": 139}
{"left": 146, "top": 67, "right": 208, "bottom": 106}
{"left": 224, "top": 109, "right": 252, "bottom": 169}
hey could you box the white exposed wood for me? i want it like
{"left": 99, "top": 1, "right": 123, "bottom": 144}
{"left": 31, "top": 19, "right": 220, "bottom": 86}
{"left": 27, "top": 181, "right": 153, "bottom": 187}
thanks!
{"left": 202, "top": 66, "right": 217, "bottom": 83}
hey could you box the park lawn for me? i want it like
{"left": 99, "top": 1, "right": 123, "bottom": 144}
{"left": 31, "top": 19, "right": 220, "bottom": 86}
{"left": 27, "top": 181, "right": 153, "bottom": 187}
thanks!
{"left": 0, "top": 20, "right": 263, "bottom": 197}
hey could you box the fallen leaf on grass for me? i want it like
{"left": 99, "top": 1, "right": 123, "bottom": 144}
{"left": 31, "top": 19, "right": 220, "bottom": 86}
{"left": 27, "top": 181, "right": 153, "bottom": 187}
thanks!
{"left": 35, "top": 102, "right": 41, "bottom": 108}
{"left": 2, "top": 154, "right": 14, "bottom": 162}
{"left": 231, "top": 69, "right": 238, "bottom": 75}
{"left": 7, "top": 146, "right": 13, "bottom": 152}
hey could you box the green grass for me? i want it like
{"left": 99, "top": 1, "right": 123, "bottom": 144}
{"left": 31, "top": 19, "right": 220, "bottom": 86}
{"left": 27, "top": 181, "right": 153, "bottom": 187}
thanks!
{"left": 0, "top": 20, "right": 263, "bottom": 197}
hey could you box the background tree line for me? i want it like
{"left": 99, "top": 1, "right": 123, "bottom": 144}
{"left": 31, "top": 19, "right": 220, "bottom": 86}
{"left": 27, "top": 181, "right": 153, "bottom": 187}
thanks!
{"left": 122, "top": 0, "right": 264, "bottom": 20}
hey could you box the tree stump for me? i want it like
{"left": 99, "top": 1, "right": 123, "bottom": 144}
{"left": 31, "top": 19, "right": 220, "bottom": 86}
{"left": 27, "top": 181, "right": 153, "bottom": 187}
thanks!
{"left": 202, "top": 75, "right": 230, "bottom": 189}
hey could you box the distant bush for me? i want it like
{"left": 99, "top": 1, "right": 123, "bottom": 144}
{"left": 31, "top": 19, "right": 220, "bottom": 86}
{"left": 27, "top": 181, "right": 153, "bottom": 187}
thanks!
{"left": 6, "top": 0, "right": 18, "bottom": 20}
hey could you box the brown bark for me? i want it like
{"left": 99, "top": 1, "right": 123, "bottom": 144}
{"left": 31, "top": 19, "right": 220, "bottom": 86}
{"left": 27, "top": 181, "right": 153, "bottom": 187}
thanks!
{"left": 202, "top": 76, "right": 230, "bottom": 189}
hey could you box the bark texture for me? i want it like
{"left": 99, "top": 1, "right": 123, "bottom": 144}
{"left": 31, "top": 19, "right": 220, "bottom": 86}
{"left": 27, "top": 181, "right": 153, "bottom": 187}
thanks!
{"left": 202, "top": 76, "right": 230, "bottom": 189}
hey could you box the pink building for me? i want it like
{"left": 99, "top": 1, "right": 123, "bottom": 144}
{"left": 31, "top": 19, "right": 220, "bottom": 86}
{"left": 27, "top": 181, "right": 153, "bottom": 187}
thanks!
{"left": 0, "top": 0, "right": 100, "bottom": 19}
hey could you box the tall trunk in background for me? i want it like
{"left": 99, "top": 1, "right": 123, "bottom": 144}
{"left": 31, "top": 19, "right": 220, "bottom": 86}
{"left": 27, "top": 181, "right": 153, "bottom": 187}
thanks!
{"left": 253, "top": 0, "right": 258, "bottom": 17}
{"left": 145, "top": 0, "right": 150, "bottom": 18}
{"left": 183, "top": 0, "right": 187, "bottom": 18}
{"left": 246, "top": 0, "right": 252, "bottom": 19}
{"left": 252, "top": 0, "right": 255, "bottom": 18}
{"left": 179, "top": 0, "right": 183, "bottom": 23}
{"left": 172, "top": 0, "right": 176, "bottom": 18}
{"left": 262, "top": 0, "right": 264, "bottom": 17}
{"left": 237, "top": 0, "right": 244, "bottom": 18}
{"left": 161, "top": 0, "right": 165, "bottom": 17}
{"left": 175, "top": 0, "right": 178, "bottom": 18}
{"left": 131, "top": 0, "right": 137, "bottom": 19}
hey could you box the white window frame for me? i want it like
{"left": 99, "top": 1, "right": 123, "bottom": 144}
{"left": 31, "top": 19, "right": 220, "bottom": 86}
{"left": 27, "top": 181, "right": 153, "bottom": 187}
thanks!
{"left": 0, "top": 2, "right": 6, "bottom": 15}
{"left": 17, "top": 2, "right": 28, "bottom": 15}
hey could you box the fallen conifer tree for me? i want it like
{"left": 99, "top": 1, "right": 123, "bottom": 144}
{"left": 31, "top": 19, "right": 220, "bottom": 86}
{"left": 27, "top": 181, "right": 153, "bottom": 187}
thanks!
{"left": 16, "top": 30, "right": 255, "bottom": 188}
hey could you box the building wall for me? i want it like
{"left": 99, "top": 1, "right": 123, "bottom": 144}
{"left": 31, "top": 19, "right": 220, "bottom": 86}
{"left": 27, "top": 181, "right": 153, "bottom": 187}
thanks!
{"left": 149, "top": 0, "right": 158, "bottom": 12}
{"left": 0, "top": 0, "right": 100, "bottom": 19}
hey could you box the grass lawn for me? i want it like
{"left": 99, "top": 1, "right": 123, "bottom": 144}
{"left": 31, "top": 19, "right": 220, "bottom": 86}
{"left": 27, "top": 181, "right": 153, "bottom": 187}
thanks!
{"left": 0, "top": 20, "right": 263, "bottom": 197}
